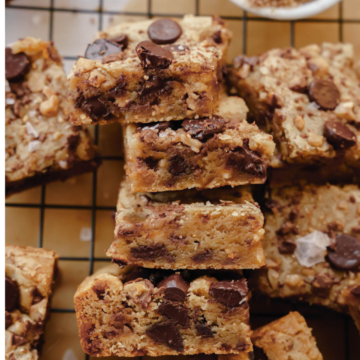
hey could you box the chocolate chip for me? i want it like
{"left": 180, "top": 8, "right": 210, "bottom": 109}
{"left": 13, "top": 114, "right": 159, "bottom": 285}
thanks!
{"left": 182, "top": 115, "right": 226, "bottom": 141}
{"left": 226, "top": 145, "right": 266, "bottom": 178}
{"left": 142, "top": 157, "right": 160, "bottom": 170}
{"left": 130, "top": 243, "right": 168, "bottom": 261}
{"left": 148, "top": 19, "right": 182, "bottom": 45}
{"left": 191, "top": 249, "right": 213, "bottom": 263}
{"left": 195, "top": 324, "right": 213, "bottom": 338}
{"left": 278, "top": 240, "right": 296, "bottom": 254}
{"left": 158, "top": 274, "right": 189, "bottom": 302}
{"left": 169, "top": 154, "right": 187, "bottom": 175}
{"left": 5, "top": 48, "right": 30, "bottom": 81}
{"left": 123, "top": 268, "right": 150, "bottom": 283}
{"left": 157, "top": 303, "right": 189, "bottom": 326}
{"left": 85, "top": 39, "right": 122, "bottom": 60}
{"left": 138, "top": 76, "right": 172, "bottom": 105}
{"left": 351, "top": 286, "right": 360, "bottom": 298}
{"left": 5, "top": 311, "right": 12, "bottom": 329}
{"left": 253, "top": 345, "right": 269, "bottom": 360}
{"left": 109, "top": 34, "right": 129, "bottom": 49}
{"left": 6, "top": 276, "right": 19, "bottom": 311}
{"left": 308, "top": 79, "right": 340, "bottom": 110}
{"left": 213, "top": 30, "right": 222, "bottom": 44}
{"left": 311, "top": 273, "right": 333, "bottom": 298}
{"left": 136, "top": 41, "right": 174, "bottom": 69}
{"left": 92, "top": 283, "right": 106, "bottom": 300}
{"left": 146, "top": 322, "right": 183, "bottom": 351}
{"left": 30, "top": 287, "right": 44, "bottom": 305}
{"left": 12, "top": 334, "right": 27, "bottom": 346}
{"left": 324, "top": 120, "right": 356, "bottom": 150}
{"left": 327, "top": 234, "right": 360, "bottom": 270}
{"left": 82, "top": 97, "right": 108, "bottom": 119}
{"left": 164, "top": 44, "right": 189, "bottom": 53}
{"left": 209, "top": 279, "right": 248, "bottom": 307}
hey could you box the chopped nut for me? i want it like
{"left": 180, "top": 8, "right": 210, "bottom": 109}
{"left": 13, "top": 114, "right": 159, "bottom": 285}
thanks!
{"left": 76, "top": 57, "right": 96, "bottom": 73}
{"left": 307, "top": 133, "right": 324, "bottom": 147}
{"left": 27, "top": 72, "right": 46, "bottom": 93}
{"left": 337, "top": 201, "right": 348, "bottom": 210}
{"left": 88, "top": 70, "right": 107, "bottom": 88}
{"left": 39, "top": 95, "right": 59, "bottom": 117}
{"left": 294, "top": 115, "right": 305, "bottom": 131}
{"left": 307, "top": 57, "right": 329, "bottom": 76}
{"left": 123, "top": 280, "right": 153, "bottom": 309}
{"left": 335, "top": 102, "right": 356, "bottom": 121}
{"left": 42, "top": 86, "right": 56, "bottom": 99}
{"left": 267, "top": 269, "right": 279, "bottom": 289}
{"left": 53, "top": 132, "right": 63, "bottom": 140}
{"left": 284, "top": 274, "right": 304, "bottom": 288}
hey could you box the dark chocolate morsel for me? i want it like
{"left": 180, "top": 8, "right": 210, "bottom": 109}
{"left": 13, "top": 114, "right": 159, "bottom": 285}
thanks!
{"left": 213, "top": 30, "right": 222, "bottom": 44}
{"left": 130, "top": 243, "right": 168, "bottom": 261}
{"left": 5, "top": 48, "right": 30, "bottom": 81}
{"left": 146, "top": 322, "right": 184, "bottom": 351}
{"left": 158, "top": 274, "right": 189, "bottom": 302}
{"left": 278, "top": 240, "right": 296, "bottom": 254}
{"left": 122, "top": 267, "right": 150, "bottom": 283}
{"left": 164, "top": 44, "right": 189, "bottom": 53}
{"left": 308, "top": 79, "right": 340, "bottom": 110}
{"left": 148, "top": 19, "right": 182, "bottom": 45}
{"left": 157, "top": 303, "right": 190, "bottom": 326}
{"left": 169, "top": 154, "right": 187, "bottom": 175}
{"left": 182, "top": 115, "right": 226, "bottom": 141}
{"left": 82, "top": 97, "right": 108, "bottom": 119}
{"left": 209, "top": 279, "right": 248, "bottom": 307}
{"left": 12, "top": 334, "right": 27, "bottom": 346}
{"left": 324, "top": 120, "right": 356, "bottom": 150}
{"left": 136, "top": 40, "right": 174, "bottom": 69}
{"left": 6, "top": 276, "right": 19, "bottom": 312}
{"left": 350, "top": 286, "right": 360, "bottom": 298}
{"left": 30, "top": 287, "right": 44, "bottom": 305}
{"left": 85, "top": 39, "right": 122, "bottom": 60}
{"left": 311, "top": 273, "right": 333, "bottom": 298}
{"left": 5, "top": 311, "right": 13, "bottom": 329}
{"left": 195, "top": 323, "right": 213, "bottom": 338}
{"left": 109, "top": 34, "right": 129, "bottom": 49}
{"left": 327, "top": 234, "right": 360, "bottom": 270}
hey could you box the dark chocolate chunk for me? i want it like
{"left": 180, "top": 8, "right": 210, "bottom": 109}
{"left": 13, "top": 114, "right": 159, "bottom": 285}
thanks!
{"left": 311, "top": 273, "right": 333, "bottom": 298}
{"left": 146, "top": 322, "right": 184, "bottom": 351}
{"left": 158, "top": 274, "right": 189, "bottom": 302}
{"left": 92, "top": 283, "right": 106, "bottom": 300}
{"left": 195, "top": 323, "right": 213, "bottom": 338}
{"left": 165, "top": 44, "right": 189, "bottom": 53}
{"left": 142, "top": 157, "right": 160, "bottom": 170}
{"left": 209, "top": 278, "right": 248, "bottom": 307}
{"left": 112, "top": 258, "right": 127, "bottom": 268}
{"left": 136, "top": 40, "right": 174, "bottom": 69}
{"left": 324, "top": 120, "right": 356, "bottom": 150}
{"left": 327, "top": 234, "right": 360, "bottom": 270}
{"left": 182, "top": 115, "right": 226, "bottom": 141}
{"left": 130, "top": 243, "right": 168, "bottom": 261}
{"left": 85, "top": 39, "right": 122, "bottom": 60}
{"left": 157, "top": 303, "right": 190, "bottom": 326}
{"left": 5, "top": 311, "right": 12, "bottom": 329}
{"left": 148, "top": 19, "right": 182, "bottom": 45}
{"left": 253, "top": 345, "right": 269, "bottom": 360}
{"left": 351, "top": 286, "right": 360, "bottom": 298}
{"left": 212, "top": 30, "right": 222, "bottom": 44}
{"left": 109, "top": 34, "right": 129, "bottom": 49}
{"left": 6, "top": 276, "right": 19, "bottom": 312}
{"left": 12, "top": 334, "right": 27, "bottom": 346}
{"left": 138, "top": 75, "right": 172, "bottom": 105}
{"left": 30, "top": 287, "right": 44, "bottom": 305}
{"left": 169, "top": 154, "right": 187, "bottom": 175}
{"left": 308, "top": 79, "right": 340, "bottom": 110}
{"left": 123, "top": 267, "right": 150, "bottom": 283}
{"left": 278, "top": 240, "right": 296, "bottom": 254}
{"left": 191, "top": 249, "right": 213, "bottom": 263}
{"left": 226, "top": 145, "right": 266, "bottom": 178}
{"left": 82, "top": 97, "right": 108, "bottom": 119}
{"left": 5, "top": 48, "right": 30, "bottom": 81}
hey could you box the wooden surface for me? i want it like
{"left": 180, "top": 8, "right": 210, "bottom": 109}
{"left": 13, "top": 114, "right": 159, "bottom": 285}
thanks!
{"left": 5, "top": 0, "right": 360, "bottom": 359}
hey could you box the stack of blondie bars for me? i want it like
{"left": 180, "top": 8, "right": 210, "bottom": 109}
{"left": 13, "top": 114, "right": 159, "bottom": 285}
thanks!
{"left": 70, "top": 15, "right": 278, "bottom": 358}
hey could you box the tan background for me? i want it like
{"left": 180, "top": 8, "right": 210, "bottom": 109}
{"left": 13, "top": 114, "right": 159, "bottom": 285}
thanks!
{"left": 5, "top": 0, "right": 360, "bottom": 359}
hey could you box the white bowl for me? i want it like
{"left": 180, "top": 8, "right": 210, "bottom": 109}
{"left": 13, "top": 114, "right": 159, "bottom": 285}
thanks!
{"left": 229, "top": 0, "right": 341, "bottom": 20}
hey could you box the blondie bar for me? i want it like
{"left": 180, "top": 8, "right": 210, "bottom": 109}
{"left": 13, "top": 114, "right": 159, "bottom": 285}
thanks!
{"left": 124, "top": 95, "right": 275, "bottom": 192}
{"left": 5, "top": 37, "right": 100, "bottom": 197}
{"left": 253, "top": 184, "right": 360, "bottom": 316}
{"left": 229, "top": 43, "right": 360, "bottom": 169}
{"left": 108, "top": 181, "right": 265, "bottom": 269}
{"left": 74, "top": 264, "right": 252, "bottom": 357}
{"left": 68, "top": 15, "right": 231, "bottom": 125}
{"left": 5, "top": 245, "right": 58, "bottom": 360}
{"left": 251, "top": 312, "right": 323, "bottom": 360}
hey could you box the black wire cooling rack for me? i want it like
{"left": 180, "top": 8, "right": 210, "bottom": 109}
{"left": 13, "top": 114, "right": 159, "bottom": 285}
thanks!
{"left": 5, "top": 1, "right": 360, "bottom": 359}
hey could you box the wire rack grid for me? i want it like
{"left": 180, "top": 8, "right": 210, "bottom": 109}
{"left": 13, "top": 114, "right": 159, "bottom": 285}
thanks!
{"left": 5, "top": 0, "right": 360, "bottom": 359}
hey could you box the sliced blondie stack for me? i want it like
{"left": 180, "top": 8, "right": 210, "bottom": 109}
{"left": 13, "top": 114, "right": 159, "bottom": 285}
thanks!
{"left": 72, "top": 15, "right": 276, "bottom": 358}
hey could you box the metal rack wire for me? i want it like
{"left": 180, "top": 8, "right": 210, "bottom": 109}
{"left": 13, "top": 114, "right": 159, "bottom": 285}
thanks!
{"left": 5, "top": 1, "right": 359, "bottom": 359}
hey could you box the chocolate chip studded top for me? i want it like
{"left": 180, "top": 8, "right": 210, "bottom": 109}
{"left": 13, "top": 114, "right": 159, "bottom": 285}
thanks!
{"left": 182, "top": 115, "right": 226, "bottom": 141}
{"left": 5, "top": 48, "right": 30, "bottom": 81}
{"left": 209, "top": 279, "right": 248, "bottom": 307}
{"left": 324, "top": 120, "right": 357, "bottom": 150}
{"left": 308, "top": 79, "right": 340, "bottom": 110}
{"left": 327, "top": 234, "right": 360, "bottom": 270}
{"left": 136, "top": 40, "right": 174, "bottom": 69}
{"left": 148, "top": 19, "right": 182, "bottom": 45}
{"left": 5, "top": 276, "right": 20, "bottom": 312}
{"left": 158, "top": 274, "right": 189, "bottom": 302}
{"left": 85, "top": 39, "right": 122, "bottom": 60}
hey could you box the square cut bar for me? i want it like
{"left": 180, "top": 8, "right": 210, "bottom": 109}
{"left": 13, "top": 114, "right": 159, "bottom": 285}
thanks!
{"left": 229, "top": 43, "right": 360, "bottom": 169}
{"left": 124, "top": 95, "right": 275, "bottom": 192}
{"left": 252, "top": 184, "right": 360, "bottom": 318}
{"left": 251, "top": 312, "right": 323, "bottom": 360}
{"left": 108, "top": 181, "right": 265, "bottom": 269}
{"left": 68, "top": 15, "right": 232, "bottom": 125}
{"left": 5, "top": 245, "right": 58, "bottom": 360}
{"left": 74, "top": 264, "right": 252, "bottom": 357}
{"left": 5, "top": 37, "right": 100, "bottom": 197}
